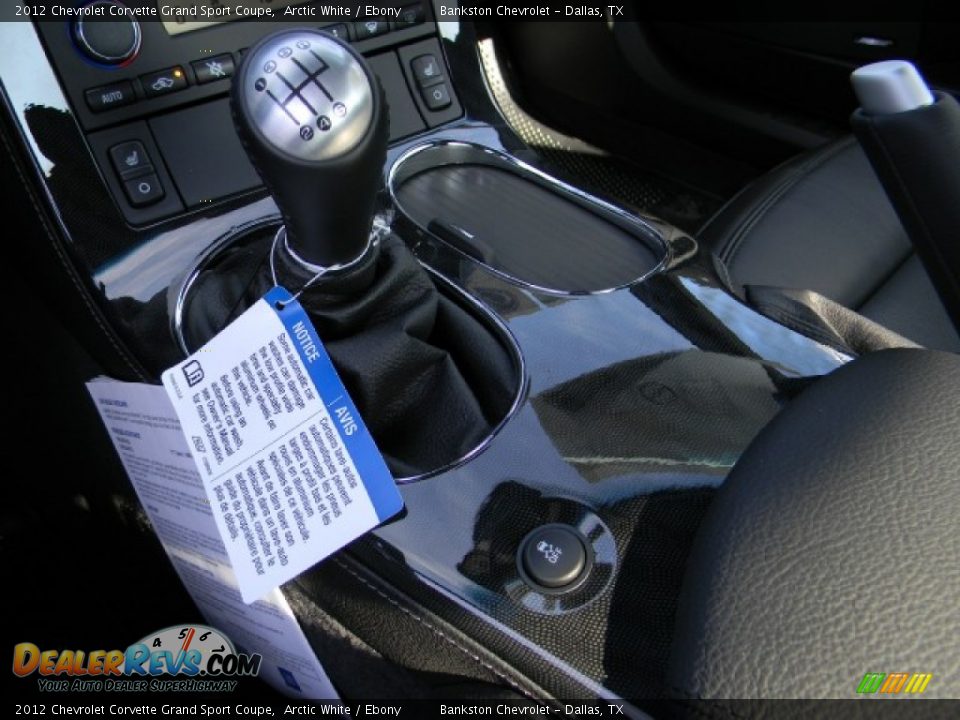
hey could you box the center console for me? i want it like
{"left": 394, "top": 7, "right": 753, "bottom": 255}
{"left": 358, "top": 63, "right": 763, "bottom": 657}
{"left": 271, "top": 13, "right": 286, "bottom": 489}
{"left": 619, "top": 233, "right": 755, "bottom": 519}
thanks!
{"left": 0, "top": 7, "right": 850, "bottom": 707}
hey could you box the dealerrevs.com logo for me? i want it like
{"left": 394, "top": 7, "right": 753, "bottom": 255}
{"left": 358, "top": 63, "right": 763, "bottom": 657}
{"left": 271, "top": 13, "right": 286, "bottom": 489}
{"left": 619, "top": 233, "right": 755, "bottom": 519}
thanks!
{"left": 12, "top": 625, "right": 262, "bottom": 692}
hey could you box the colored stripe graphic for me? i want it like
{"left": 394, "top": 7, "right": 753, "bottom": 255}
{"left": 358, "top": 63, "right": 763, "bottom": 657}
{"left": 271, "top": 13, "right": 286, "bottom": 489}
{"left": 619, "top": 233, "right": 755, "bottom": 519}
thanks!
{"left": 857, "top": 673, "right": 885, "bottom": 694}
{"left": 904, "top": 673, "right": 933, "bottom": 693}
{"left": 857, "top": 671, "right": 932, "bottom": 694}
{"left": 880, "top": 672, "right": 909, "bottom": 693}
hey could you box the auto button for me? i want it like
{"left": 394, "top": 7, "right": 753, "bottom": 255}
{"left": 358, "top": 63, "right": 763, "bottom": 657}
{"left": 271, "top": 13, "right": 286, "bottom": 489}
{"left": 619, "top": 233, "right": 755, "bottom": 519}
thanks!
{"left": 85, "top": 81, "right": 136, "bottom": 113}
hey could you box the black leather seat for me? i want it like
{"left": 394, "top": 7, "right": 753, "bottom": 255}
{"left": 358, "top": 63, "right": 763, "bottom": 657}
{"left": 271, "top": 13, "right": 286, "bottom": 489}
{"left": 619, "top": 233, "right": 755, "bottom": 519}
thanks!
{"left": 668, "top": 349, "right": 960, "bottom": 700}
{"left": 701, "top": 136, "right": 960, "bottom": 352}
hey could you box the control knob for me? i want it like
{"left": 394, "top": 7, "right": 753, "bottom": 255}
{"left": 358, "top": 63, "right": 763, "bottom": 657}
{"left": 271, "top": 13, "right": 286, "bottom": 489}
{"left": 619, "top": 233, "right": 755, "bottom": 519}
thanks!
{"left": 72, "top": 0, "right": 141, "bottom": 66}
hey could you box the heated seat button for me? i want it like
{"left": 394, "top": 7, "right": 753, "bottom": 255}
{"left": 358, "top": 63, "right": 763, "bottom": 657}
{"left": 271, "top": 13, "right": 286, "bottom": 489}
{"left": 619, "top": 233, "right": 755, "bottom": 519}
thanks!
{"left": 411, "top": 54, "right": 444, "bottom": 87}
{"left": 141, "top": 66, "right": 188, "bottom": 98}
{"left": 109, "top": 141, "right": 153, "bottom": 179}
{"left": 123, "top": 173, "right": 165, "bottom": 207}
{"left": 85, "top": 81, "right": 136, "bottom": 113}
{"left": 519, "top": 524, "right": 591, "bottom": 590}
{"left": 421, "top": 82, "right": 452, "bottom": 111}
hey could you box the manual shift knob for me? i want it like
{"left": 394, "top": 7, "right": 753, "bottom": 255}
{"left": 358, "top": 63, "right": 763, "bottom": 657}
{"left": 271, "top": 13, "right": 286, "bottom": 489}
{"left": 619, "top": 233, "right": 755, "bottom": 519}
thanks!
{"left": 232, "top": 28, "right": 388, "bottom": 268}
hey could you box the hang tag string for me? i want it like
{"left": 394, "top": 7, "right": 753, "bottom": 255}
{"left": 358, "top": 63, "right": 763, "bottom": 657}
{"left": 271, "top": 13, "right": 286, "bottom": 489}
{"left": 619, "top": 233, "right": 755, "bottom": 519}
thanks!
{"left": 268, "top": 215, "right": 392, "bottom": 310}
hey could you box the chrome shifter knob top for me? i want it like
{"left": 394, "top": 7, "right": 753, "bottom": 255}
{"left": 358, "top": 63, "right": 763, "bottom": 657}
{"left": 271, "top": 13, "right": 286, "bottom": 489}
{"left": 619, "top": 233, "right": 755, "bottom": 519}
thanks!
{"left": 240, "top": 30, "right": 374, "bottom": 163}
{"left": 232, "top": 28, "right": 389, "bottom": 268}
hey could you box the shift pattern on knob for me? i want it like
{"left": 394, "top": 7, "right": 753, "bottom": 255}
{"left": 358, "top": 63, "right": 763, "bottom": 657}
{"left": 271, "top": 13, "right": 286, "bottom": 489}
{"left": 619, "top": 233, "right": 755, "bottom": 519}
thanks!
{"left": 232, "top": 28, "right": 389, "bottom": 269}
{"left": 242, "top": 31, "right": 374, "bottom": 163}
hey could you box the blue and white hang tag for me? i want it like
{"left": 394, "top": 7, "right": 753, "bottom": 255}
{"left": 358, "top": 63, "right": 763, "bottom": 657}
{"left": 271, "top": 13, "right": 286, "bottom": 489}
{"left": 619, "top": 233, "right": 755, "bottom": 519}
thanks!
{"left": 161, "top": 286, "right": 403, "bottom": 604}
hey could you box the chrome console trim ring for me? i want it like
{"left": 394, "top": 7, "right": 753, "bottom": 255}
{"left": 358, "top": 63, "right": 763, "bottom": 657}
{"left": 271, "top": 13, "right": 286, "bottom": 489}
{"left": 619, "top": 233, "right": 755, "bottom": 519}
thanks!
{"left": 388, "top": 139, "right": 677, "bottom": 297}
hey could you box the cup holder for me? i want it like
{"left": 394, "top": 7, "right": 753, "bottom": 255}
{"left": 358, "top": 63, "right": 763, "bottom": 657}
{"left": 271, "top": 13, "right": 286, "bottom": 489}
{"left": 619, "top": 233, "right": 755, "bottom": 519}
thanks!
{"left": 389, "top": 141, "right": 668, "bottom": 294}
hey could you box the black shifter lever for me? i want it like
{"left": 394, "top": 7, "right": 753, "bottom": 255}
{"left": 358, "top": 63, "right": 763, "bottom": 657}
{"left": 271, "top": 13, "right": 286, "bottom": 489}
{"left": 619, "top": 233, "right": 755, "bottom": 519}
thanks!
{"left": 186, "top": 28, "right": 516, "bottom": 477}
{"left": 231, "top": 28, "right": 388, "bottom": 269}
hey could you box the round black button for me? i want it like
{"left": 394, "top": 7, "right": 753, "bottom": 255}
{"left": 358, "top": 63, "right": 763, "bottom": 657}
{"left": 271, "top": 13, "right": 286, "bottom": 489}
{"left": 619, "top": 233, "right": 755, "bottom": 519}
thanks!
{"left": 519, "top": 524, "right": 590, "bottom": 590}
{"left": 73, "top": 2, "right": 141, "bottom": 65}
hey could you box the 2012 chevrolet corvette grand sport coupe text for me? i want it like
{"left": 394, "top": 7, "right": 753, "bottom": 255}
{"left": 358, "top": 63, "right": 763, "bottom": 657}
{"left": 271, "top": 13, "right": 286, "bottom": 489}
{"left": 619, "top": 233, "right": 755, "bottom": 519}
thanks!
{"left": 2, "top": 3, "right": 957, "bottom": 718}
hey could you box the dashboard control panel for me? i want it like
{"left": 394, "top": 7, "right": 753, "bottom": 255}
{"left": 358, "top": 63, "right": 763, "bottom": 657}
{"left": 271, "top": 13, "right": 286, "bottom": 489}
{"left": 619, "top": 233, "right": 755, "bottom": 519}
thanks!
{"left": 35, "top": 3, "right": 462, "bottom": 225}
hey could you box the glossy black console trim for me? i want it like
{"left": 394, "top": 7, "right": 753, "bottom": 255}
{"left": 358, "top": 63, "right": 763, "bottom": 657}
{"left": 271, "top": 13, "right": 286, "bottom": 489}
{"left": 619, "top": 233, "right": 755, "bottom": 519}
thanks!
{"left": 0, "top": 15, "right": 850, "bottom": 702}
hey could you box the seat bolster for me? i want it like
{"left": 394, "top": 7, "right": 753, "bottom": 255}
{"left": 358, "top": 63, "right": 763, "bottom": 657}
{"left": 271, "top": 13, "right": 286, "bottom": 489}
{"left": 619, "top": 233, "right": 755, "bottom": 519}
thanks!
{"left": 700, "top": 137, "right": 959, "bottom": 351}
{"left": 700, "top": 137, "right": 910, "bottom": 309}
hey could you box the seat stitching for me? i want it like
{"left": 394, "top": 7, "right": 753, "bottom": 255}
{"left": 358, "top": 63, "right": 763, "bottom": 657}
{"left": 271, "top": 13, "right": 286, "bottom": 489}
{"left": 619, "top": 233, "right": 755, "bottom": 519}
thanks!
{"left": 717, "top": 138, "right": 858, "bottom": 272}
